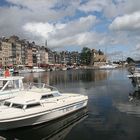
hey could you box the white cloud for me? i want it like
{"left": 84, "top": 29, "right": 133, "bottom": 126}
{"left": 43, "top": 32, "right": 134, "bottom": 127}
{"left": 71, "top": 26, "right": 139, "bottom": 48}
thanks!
{"left": 0, "top": 0, "right": 80, "bottom": 43}
{"left": 130, "top": 43, "right": 140, "bottom": 60}
{"left": 109, "top": 12, "right": 140, "bottom": 31}
{"left": 23, "top": 22, "right": 66, "bottom": 38}
{"left": 6, "top": 0, "right": 58, "bottom": 9}
{"left": 0, "top": 0, "right": 140, "bottom": 60}
{"left": 78, "top": 0, "right": 140, "bottom": 19}
{"left": 51, "top": 15, "right": 97, "bottom": 38}
{"left": 79, "top": 0, "right": 107, "bottom": 13}
{"left": 78, "top": 0, "right": 123, "bottom": 18}
{"left": 136, "top": 44, "right": 140, "bottom": 50}
{"left": 48, "top": 32, "right": 105, "bottom": 49}
{"left": 23, "top": 15, "right": 98, "bottom": 48}
{"left": 121, "top": 0, "right": 140, "bottom": 14}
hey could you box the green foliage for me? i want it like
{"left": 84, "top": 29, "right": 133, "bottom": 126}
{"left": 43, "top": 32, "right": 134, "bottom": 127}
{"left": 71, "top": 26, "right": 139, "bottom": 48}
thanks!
{"left": 80, "top": 47, "right": 91, "bottom": 65}
{"left": 126, "top": 57, "right": 135, "bottom": 64}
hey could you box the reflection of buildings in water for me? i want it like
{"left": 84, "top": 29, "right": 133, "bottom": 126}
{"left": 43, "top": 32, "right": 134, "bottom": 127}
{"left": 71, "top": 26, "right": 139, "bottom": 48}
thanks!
{"left": 48, "top": 70, "right": 108, "bottom": 86}
{"left": 92, "top": 70, "right": 108, "bottom": 81}
{"left": 20, "top": 70, "right": 109, "bottom": 87}
{"left": 49, "top": 71, "right": 68, "bottom": 85}
{"left": 115, "top": 90, "right": 140, "bottom": 117}
{"left": 0, "top": 108, "right": 88, "bottom": 140}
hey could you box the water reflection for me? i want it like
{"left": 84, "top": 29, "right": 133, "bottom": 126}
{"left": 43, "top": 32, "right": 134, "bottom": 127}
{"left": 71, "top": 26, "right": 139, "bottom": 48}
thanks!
{"left": 127, "top": 73, "right": 140, "bottom": 90}
{"left": 19, "top": 69, "right": 111, "bottom": 86}
{"left": 8, "top": 69, "right": 140, "bottom": 140}
{"left": 116, "top": 90, "right": 140, "bottom": 117}
{"left": 0, "top": 108, "right": 88, "bottom": 140}
{"left": 129, "top": 90, "right": 140, "bottom": 103}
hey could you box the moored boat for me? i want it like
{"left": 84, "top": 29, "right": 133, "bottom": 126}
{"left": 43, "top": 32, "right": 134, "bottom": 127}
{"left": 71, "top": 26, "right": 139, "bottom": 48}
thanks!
{"left": 99, "top": 63, "right": 117, "bottom": 69}
{"left": 0, "top": 83, "right": 88, "bottom": 130}
{"left": 31, "top": 67, "right": 45, "bottom": 73}
{"left": 18, "top": 68, "right": 32, "bottom": 74}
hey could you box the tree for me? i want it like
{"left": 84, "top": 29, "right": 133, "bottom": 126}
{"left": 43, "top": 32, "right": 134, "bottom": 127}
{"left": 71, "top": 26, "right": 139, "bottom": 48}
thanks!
{"left": 80, "top": 47, "right": 91, "bottom": 65}
{"left": 126, "top": 57, "right": 135, "bottom": 64}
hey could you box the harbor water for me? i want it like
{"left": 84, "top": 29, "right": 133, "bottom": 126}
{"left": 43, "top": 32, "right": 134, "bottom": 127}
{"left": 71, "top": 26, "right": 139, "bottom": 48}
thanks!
{"left": 0, "top": 68, "right": 139, "bottom": 140}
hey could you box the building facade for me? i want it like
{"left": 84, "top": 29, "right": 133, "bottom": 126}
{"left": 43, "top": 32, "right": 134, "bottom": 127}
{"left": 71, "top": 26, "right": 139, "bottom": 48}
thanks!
{"left": 90, "top": 49, "right": 107, "bottom": 66}
{"left": 0, "top": 36, "right": 106, "bottom": 68}
{"left": 1, "top": 40, "right": 12, "bottom": 67}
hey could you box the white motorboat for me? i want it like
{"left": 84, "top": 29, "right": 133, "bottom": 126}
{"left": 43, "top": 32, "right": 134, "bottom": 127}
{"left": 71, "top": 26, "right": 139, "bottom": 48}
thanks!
{"left": 16, "top": 65, "right": 32, "bottom": 74}
{"left": 0, "top": 108, "right": 88, "bottom": 140}
{"left": 61, "top": 67, "right": 67, "bottom": 71}
{"left": 0, "top": 83, "right": 88, "bottom": 130}
{"left": 18, "top": 68, "right": 32, "bottom": 74}
{"left": 31, "top": 67, "right": 45, "bottom": 73}
{"left": 0, "top": 76, "right": 24, "bottom": 101}
{"left": 99, "top": 63, "right": 117, "bottom": 69}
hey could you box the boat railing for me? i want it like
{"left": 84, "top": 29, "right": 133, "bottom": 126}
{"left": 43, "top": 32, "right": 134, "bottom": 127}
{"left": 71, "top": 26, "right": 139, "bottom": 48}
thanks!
{"left": 25, "top": 83, "right": 58, "bottom": 92}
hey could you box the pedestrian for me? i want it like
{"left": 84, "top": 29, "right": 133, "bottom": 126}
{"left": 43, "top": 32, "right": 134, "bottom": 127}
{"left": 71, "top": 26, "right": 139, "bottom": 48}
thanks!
{"left": 4, "top": 68, "right": 10, "bottom": 77}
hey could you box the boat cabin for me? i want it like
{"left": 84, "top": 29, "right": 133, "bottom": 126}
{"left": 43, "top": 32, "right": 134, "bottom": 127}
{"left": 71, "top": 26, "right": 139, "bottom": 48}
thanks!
{"left": 3, "top": 91, "right": 61, "bottom": 110}
{"left": 3, "top": 101, "right": 41, "bottom": 110}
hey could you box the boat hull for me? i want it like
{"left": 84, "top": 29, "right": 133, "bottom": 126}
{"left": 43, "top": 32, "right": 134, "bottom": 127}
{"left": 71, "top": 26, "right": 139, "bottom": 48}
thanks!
{"left": 0, "top": 99, "right": 88, "bottom": 130}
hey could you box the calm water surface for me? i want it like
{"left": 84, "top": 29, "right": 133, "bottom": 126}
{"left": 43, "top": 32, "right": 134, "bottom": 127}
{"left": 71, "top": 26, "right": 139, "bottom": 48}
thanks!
{"left": 0, "top": 69, "right": 140, "bottom": 140}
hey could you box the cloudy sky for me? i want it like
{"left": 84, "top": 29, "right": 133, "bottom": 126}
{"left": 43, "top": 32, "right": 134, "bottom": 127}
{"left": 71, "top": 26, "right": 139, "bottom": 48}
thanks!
{"left": 0, "top": 0, "right": 140, "bottom": 60}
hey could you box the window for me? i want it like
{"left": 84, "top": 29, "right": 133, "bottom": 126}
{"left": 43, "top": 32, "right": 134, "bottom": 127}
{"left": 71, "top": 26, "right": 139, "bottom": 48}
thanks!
{"left": 41, "top": 94, "right": 53, "bottom": 99}
{"left": 12, "top": 103, "right": 24, "bottom": 109}
{"left": 53, "top": 92, "right": 61, "bottom": 97}
{"left": 26, "top": 103, "right": 41, "bottom": 109}
{"left": 48, "top": 94, "right": 53, "bottom": 98}
{"left": 4, "top": 101, "right": 11, "bottom": 107}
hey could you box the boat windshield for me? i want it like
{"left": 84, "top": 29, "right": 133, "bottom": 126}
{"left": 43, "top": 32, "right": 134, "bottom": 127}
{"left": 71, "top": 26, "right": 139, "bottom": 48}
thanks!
{"left": 53, "top": 92, "right": 61, "bottom": 97}
{"left": 0, "top": 80, "right": 20, "bottom": 91}
{"left": 28, "top": 83, "right": 57, "bottom": 92}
